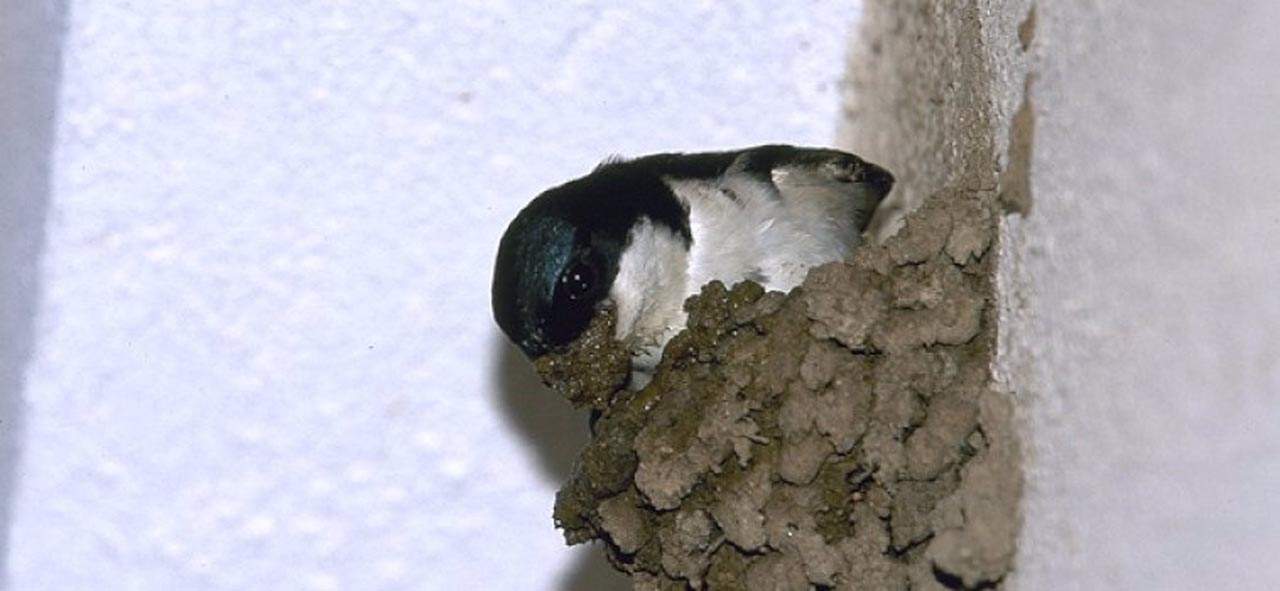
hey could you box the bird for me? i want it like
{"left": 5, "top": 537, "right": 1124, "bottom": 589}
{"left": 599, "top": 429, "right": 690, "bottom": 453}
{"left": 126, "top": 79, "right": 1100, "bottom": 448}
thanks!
{"left": 492, "top": 144, "right": 894, "bottom": 384}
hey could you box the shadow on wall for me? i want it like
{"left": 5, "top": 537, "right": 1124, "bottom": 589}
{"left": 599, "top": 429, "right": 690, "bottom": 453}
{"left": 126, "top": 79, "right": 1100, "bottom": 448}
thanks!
{"left": 0, "top": 0, "right": 68, "bottom": 585}
{"left": 491, "top": 334, "right": 630, "bottom": 591}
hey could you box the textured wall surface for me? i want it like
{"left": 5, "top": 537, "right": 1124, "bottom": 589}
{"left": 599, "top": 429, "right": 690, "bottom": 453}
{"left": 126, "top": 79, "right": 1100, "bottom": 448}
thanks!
{"left": 843, "top": 0, "right": 1028, "bottom": 237}
{"left": 0, "top": 0, "right": 66, "bottom": 584}
{"left": 1, "top": 2, "right": 860, "bottom": 589}
{"left": 844, "top": 1, "right": 1280, "bottom": 587}
{"left": 1000, "top": 2, "right": 1280, "bottom": 589}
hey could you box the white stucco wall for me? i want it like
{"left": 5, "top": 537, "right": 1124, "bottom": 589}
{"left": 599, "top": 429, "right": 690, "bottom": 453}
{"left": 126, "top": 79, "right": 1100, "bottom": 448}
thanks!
{"left": 1002, "top": 2, "right": 1280, "bottom": 589}
{"left": 1, "top": 1, "right": 860, "bottom": 589}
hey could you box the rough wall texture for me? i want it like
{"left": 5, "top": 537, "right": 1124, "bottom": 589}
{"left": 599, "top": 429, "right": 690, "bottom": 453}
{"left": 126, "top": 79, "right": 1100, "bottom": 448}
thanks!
{"left": 0, "top": 1, "right": 65, "bottom": 585}
{"left": 2, "top": 3, "right": 856, "bottom": 589}
{"left": 843, "top": 0, "right": 1031, "bottom": 238}
{"left": 547, "top": 1, "right": 1040, "bottom": 588}
{"left": 999, "top": 2, "right": 1280, "bottom": 589}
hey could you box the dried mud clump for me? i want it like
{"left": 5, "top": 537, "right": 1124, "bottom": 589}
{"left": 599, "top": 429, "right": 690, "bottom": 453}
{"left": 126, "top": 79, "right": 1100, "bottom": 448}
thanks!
{"left": 551, "top": 190, "right": 1021, "bottom": 590}
{"left": 533, "top": 308, "right": 632, "bottom": 410}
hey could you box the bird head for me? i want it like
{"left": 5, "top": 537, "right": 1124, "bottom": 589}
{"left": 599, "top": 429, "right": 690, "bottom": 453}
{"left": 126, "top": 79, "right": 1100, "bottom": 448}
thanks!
{"left": 492, "top": 165, "right": 689, "bottom": 359}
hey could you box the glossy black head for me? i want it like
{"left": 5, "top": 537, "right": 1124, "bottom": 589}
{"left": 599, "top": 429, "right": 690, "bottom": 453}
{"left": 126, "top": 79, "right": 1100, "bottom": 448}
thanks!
{"left": 492, "top": 162, "right": 690, "bottom": 359}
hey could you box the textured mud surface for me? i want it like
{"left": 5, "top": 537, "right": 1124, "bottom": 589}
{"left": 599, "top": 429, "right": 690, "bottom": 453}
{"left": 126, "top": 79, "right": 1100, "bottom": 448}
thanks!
{"left": 546, "top": 191, "right": 1020, "bottom": 590}
{"left": 533, "top": 308, "right": 631, "bottom": 411}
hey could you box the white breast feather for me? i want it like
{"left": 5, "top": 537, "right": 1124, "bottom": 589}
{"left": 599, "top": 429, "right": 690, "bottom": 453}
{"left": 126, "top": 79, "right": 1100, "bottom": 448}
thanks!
{"left": 610, "top": 166, "right": 862, "bottom": 376}
{"left": 609, "top": 218, "right": 689, "bottom": 372}
{"left": 673, "top": 172, "right": 855, "bottom": 294}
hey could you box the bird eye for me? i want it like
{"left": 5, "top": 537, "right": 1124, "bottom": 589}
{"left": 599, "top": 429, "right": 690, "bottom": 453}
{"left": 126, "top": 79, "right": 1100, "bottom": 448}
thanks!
{"left": 559, "top": 263, "right": 597, "bottom": 302}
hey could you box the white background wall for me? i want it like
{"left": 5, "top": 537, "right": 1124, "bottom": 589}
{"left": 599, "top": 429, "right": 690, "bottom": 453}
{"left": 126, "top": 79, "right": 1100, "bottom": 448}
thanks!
{"left": 0, "top": 1, "right": 860, "bottom": 589}
{"left": 1003, "top": 2, "right": 1280, "bottom": 589}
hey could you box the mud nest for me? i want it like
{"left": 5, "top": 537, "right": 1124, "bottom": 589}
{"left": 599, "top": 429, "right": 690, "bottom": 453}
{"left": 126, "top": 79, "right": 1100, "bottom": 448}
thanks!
{"left": 538, "top": 190, "right": 1020, "bottom": 590}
